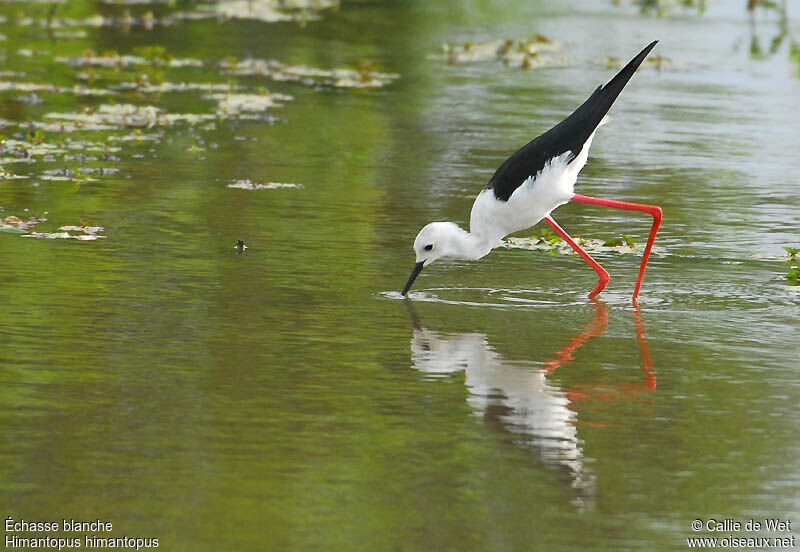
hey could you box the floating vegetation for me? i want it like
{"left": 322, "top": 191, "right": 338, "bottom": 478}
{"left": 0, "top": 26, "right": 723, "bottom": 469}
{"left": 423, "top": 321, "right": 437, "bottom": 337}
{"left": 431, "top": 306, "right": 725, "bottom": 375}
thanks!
{"left": 107, "top": 131, "right": 164, "bottom": 142}
{"left": 43, "top": 103, "right": 218, "bottom": 131}
{"left": 220, "top": 58, "right": 399, "bottom": 89}
{"left": 22, "top": 230, "right": 106, "bottom": 240}
{"left": 434, "top": 36, "right": 568, "bottom": 70}
{"left": 602, "top": 235, "right": 637, "bottom": 248}
{"left": 784, "top": 247, "right": 798, "bottom": 286}
{"left": 12, "top": 11, "right": 215, "bottom": 31}
{"left": 0, "top": 138, "right": 120, "bottom": 165}
{"left": 0, "top": 214, "right": 46, "bottom": 233}
{"left": 98, "top": 0, "right": 177, "bottom": 4}
{"left": 42, "top": 166, "right": 117, "bottom": 179}
{"left": 611, "top": 0, "right": 706, "bottom": 16}
{"left": 56, "top": 51, "right": 203, "bottom": 69}
{"left": 227, "top": 179, "right": 302, "bottom": 190}
{"left": 0, "top": 81, "right": 114, "bottom": 96}
{"left": 0, "top": 0, "right": 395, "bottom": 249}
{"left": 0, "top": 168, "right": 29, "bottom": 179}
{"left": 506, "top": 233, "right": 665, "bottom": 257}
{"left": 11, "top": 219, "right": 107, "bottom": 240}
{"left": 50, "top": 30, "right": 89, "bottom": 39}
{"left": 131, "top": 82, "right": 242, "bottom": 94}
{"left": 58, "top": 224, "right": 104, "bottom": 234}
{"left": 202, "top": 0, "right": 339, "bottom": 24}
{"left": 206, "top": 91, "right": 292, "bottom": 117}
{"left": 603, "top": 53, "right": 675, "bottom": 70}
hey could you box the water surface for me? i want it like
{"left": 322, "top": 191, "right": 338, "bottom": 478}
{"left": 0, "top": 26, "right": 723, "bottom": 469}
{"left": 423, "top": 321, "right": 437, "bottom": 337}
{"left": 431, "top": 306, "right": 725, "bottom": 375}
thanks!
{"left": 1, "top": 0, "right": 799, "bottom": 550}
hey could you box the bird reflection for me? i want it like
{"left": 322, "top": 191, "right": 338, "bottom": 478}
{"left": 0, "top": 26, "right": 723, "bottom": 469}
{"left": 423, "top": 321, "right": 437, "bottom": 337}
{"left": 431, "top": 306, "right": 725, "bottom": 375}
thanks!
{"left": 407, "top": 300, "right": 655, "bottom": 507}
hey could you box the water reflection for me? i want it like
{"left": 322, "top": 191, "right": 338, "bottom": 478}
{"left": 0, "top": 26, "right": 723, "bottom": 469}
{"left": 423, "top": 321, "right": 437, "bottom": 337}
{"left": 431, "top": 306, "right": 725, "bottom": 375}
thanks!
{"left": 407, "top": 301, "right": 655, "bottom": 507}
{"left": 748, "top": 0, "right": 790, "bottom": 59}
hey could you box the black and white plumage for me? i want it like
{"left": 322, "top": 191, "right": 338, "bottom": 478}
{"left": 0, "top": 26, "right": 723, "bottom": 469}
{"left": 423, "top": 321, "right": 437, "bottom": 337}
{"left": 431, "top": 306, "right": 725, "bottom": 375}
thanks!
{"left": 403, "top": 41, "right": 661, "bottom": 298}
{"left": 486, "top": 40, "right": 658, "bottom": 203}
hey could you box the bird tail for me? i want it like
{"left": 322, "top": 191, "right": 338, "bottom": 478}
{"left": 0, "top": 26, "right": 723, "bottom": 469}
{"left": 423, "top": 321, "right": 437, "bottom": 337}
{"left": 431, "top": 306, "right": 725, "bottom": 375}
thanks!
{"left": 572, "top": 40, "right": 658, "bottom": 140}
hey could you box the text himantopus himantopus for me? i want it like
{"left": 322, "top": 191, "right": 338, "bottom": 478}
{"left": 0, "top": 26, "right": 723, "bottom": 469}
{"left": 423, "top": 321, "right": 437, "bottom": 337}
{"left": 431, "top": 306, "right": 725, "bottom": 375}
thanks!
{"left": 402, "top": 41, "right": 663, "bottom": 302}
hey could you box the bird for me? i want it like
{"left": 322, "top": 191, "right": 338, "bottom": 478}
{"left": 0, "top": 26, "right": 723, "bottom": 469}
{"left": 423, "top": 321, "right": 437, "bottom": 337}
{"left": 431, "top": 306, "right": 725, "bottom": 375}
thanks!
{"left": 402, "top": 40, "right": 663, "bottom": 303}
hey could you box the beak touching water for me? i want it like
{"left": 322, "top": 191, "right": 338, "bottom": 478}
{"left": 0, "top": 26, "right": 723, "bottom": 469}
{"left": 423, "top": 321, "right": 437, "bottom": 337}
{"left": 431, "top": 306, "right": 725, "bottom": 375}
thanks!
{"left": 402, "top": 261, "right": 425, "bottom": 296}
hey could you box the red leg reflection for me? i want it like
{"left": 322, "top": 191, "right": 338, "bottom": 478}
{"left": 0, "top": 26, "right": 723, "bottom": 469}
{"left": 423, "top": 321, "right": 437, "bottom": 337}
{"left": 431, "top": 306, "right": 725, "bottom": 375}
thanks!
{"left": 635, "top": 306, "right": 656, "bottom": 391}
{"left": 542, "top": 300, "right": 608, "bottom": 376}
{"left": 543, "top": 302, "right": 656, "bottom": 403}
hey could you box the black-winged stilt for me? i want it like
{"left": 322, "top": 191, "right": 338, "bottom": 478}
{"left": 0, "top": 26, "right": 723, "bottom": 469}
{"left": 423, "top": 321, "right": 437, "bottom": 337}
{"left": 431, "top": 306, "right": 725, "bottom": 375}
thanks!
{"left": 402, "top": 41, "right": 663, "bottom": 302}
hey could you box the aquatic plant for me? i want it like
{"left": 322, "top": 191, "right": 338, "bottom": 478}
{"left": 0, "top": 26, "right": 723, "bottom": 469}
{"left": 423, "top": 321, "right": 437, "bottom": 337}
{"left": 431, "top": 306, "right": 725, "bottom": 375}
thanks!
{"left": 508, "top": 232, "right": 661, "bottom": 258}
{"left": 603, "top": 234, "right": 637, "bottom": 248}
{"left": 531, "top": 227, "right": 564, "bottom": 256}
{"left": 785, "top": 247, "right": 798, "bottom": 286}
{"left": 219, "top": 57, "right": 399, "bottom": 89}
{"left": 612, "top": 0, "right": 706, "bottom": 17}
{"left": 435, "top": 36, "right": 568, "bottom": 70}
{"left": 227, "top": 179, "right": 302, "bottom": 190}
{"left": 0, "top": 213, "right": 47, "bottom": 233}
{"left": 205, "top": 0, "right": 339, "bottom": 24}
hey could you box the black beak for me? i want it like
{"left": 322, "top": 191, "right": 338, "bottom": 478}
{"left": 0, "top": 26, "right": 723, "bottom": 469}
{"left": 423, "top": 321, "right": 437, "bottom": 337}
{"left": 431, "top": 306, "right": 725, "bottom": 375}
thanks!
{"left": 402, "top": 261, "right": 425, "bottom": 296}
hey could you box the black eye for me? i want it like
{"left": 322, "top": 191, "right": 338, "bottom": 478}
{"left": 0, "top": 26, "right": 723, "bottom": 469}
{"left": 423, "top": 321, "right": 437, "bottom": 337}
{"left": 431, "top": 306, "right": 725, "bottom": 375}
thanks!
{"left": 424, "top": 244, "right": 433, "bottom": 251}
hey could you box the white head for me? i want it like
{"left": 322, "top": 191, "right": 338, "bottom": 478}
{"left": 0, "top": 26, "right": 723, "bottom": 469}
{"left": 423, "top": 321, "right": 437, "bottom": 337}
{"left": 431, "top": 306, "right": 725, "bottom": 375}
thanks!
{"left": 402, "top": 222, "right": 473, "bottom": 296}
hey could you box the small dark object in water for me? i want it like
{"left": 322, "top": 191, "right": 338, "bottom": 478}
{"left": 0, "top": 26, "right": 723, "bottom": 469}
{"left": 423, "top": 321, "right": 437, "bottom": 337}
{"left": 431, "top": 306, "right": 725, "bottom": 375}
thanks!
{"left": 235, "top": 240, "right": 248, "bottom": 254}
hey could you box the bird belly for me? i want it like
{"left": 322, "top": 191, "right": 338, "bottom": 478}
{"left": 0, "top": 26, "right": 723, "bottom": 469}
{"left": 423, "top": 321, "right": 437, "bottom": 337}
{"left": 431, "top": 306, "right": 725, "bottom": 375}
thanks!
{"left": 470, "top": 128, "right": 598, "bottom": 240}
{"left": 471, "top": 157, "right": 576, "bottom": 239}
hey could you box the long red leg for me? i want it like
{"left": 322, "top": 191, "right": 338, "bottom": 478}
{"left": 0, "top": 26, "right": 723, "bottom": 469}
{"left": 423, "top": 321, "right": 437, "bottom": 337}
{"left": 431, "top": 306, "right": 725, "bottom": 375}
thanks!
{"left": 544, "top": 215, "right": 610, "bottom": 298}
{"left": 571, "top": 194, "right": 663, "bottom": 301}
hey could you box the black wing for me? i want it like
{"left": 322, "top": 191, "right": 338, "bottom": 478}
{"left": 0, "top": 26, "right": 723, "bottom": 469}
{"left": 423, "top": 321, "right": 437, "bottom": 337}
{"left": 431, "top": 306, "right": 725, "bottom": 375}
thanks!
{"left": 485, "top": 40, "right": 658, "bottom": 202}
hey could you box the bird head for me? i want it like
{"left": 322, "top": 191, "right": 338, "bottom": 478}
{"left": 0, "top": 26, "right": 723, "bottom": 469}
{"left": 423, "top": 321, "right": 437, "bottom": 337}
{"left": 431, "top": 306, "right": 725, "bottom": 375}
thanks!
{"left": 402, "top": 222, "right": 464, "bottom": 296}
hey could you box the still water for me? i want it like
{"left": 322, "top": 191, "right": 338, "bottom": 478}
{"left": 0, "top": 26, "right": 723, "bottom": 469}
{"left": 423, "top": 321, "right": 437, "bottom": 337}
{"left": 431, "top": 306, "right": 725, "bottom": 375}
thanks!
{"left": 1, "top": 0, "right": 798, "bottom": 550}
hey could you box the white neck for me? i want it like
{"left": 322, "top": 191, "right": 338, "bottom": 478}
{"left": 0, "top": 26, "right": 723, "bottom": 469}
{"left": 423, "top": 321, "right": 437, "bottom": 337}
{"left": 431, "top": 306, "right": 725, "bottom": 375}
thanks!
{"left": 444, "top": 224, "right": 496, "bottom": 260}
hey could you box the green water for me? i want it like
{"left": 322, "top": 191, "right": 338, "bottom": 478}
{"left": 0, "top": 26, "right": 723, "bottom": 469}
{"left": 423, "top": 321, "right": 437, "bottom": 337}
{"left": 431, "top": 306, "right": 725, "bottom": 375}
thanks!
{"left": 1, "top": 0, "right": 799, "bottom": 550}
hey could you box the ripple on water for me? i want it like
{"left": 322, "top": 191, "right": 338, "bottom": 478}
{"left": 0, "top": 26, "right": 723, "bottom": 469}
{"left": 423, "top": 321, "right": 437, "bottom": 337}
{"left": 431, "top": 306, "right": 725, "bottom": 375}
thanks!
{"left": 380, "top": 287, "right": 592, "bottom": 308}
